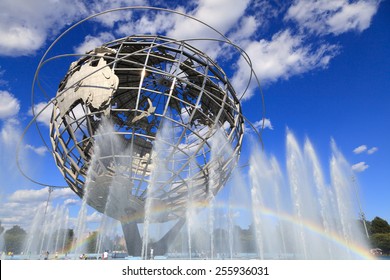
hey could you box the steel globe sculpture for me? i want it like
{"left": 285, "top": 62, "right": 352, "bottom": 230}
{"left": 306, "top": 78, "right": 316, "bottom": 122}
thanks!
{"left": 50, "top": 35, "right": 244, "bottom": 217}
{"left": 18, "top": 7, "right": 371, "bottom": 261}
{"left": 49, "top": 35, "right": 244, "bottom": 255}
{"left": 19, "top": 7, "right": 263, "bottom": 258}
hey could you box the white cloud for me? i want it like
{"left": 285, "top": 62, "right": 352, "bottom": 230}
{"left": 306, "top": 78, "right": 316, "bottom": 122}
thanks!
{"left": 8, "top": 188, "right": 48, "bottom": 203}
{"left": 0, "top": 0, "right": 88, "bottom": 56}
{"left": 8, "top": 187, "right": 74, "bottom": 204}
{"left": 168, "top": 0, "right": 250, "bottom": 40}
{"left": 367, "top": 147, "right": 378, "bottom": 155}
{"left": 229, "top": 16, "right": 258, "bottom": 45}
{"left": 0, "top": 116, "right": 55, "bottom": 203}
{"left": 352, "top": 161, "right": 369, "bottom": 172}
{"left": 88, "top": 0, "right": 147, "bottom": 27}
{"left": 352, "top": 144, "right": 378, "bottom": 155}
{"left": 0, "top": 66, "right": 8, "bottom": 87}
{"left": 232, "top": 30, "right": 339, "bottom": 99}
{"left": 64, "top": 198, "right": 79, "bottom": 206}
{"left": 244, "top": 118, "right": 273, "bottom": 136}
{"left": 2, "top": 1, "right": 369, "bottom": 104}
{"left": 74, "top": 32, "right": 116, "bottom": 54}
{"left": 51, "top": 188, "right": 75, "bottom": 199}
{"left": 116, "top": 10, "right": 177, "bottom": 37}
{"left": 250, "top": 0, "right": 289, "bottom": 30}
{"left": 0, "top": 117, "right": 32, "bottom": 191}
{"left": 0, "top": 91, "right": 20, "bottom": 119}
{"left": 285, "top": 0, "right": 380, "bottom": 36}
{"left": 25, "top": 144, "right": 48, "bottom": 156}
{"left": 0, "top": 1, "right": 158, "bottom": 56}
{"left": 252, "top": 118, "right": 273, "bottom": 131}
{"left": 0, "top": 200, "right": 46, "bottom": 229}
{"left": 86, "top": 211, "right": 104, "bottom": 223}
{"left": 28, "top": 102, "right": 53, "bottom": 127}
{"left": 0, "top": 1, "right": 181, "bottom": 57}
{"left": 169, "top": 0, "right": 250, "bottom": 58}
{"left": 0, "top": 118, "right": 21, "bottom": 147}
{"left": 0, "top": 26, "right": 46, "bottom": 57}
{"left": 353, "top": 144, "right": 367, "bottom": 154}
{"left": 0, "top": 187, "right": 76, "bottom": 229}
{"left": 115, "top": 0, "right": 251, "bottom": 59}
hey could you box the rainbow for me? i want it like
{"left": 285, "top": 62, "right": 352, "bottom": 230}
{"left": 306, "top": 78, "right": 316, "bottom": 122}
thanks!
{"left": 251, "top": 204, "right": 374, "bottom": 259}
{"left": 64, "top": 200, "right": 373, "bottom": 259}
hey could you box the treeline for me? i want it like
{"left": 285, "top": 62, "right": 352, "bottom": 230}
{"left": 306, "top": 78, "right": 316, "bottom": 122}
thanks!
{"left": 364, "top": 216, "right": 390, "bottom": 254}
{"left": 0, "top": 222, "right": 125, "bottom": 255}
{"left": 170, "top": 217, "right": 390, "bottom": 256}
{"left": 0, "top": 225, "right": 27, "bottom": 255}
{"left": 1, "top": 216, "right": 390, "bottom": 255}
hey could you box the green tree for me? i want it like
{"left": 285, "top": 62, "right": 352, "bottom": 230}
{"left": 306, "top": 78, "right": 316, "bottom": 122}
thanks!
{"left": 86, "top": 231, "right": 98, "bottom": 253}
{"left": 370, "top": 233, "right": 390, "bottom": 254}
{"left": 370, "top": 217, "right": 390, "bottom": 234}
{"left": 0, "top": 221, "right": 4, "bottom": 235}
{"left": 240, "top": 225, "right": 256, "bottom": 253}
{"left": 4, "top": 225, "right": 27, "bottom": 254}
{"left": 112, "top": 235, "right": 126, "bottom": 252}
{"left": 64, "top": 229, "right": 74, "bottom": 252}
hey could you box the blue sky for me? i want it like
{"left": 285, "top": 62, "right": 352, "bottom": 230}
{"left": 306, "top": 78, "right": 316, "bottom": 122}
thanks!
{"left": 0, "top": 0, "right": 389, "bottom": 232}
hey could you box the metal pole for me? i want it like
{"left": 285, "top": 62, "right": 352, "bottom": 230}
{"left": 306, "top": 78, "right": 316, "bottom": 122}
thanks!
{"left": 352, "top": 176, "right": 370, "bottom": 239}
{"left": 39, "top": 186, "right": 54, "bottom": 256}
{"left": 44, "top": 187, "right": 54, "bottom": 217}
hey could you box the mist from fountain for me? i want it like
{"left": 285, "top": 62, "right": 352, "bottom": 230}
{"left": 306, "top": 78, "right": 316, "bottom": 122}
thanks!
{"left": 0, "top": 230, "right": 5, "bottom": 259}
{"left": 225, "top": 164, "right": 252, "bottom": 259}
{"left": 72, "top": 191, "right": 88, "bottom": 257}
{"left": 23, "top": 203, "right": 69, "bottom": 258}
{"left": 83, "top": 120, "right": 369, "bottom": 259}
{"left": 208, "top": 127, "right": 236, "bottom": 259}
{"left": 249, "top": 130, "right": 369, "bottom": 259}
{"left": 88, "top": 118, "right": 132, "bottom": 258}
{"left": 185, "top": 160, "right": 197, "bottom": 259}
{"left": 18, "top": 120, "right": 370, "bottom": 260}
{"left": 141, "top": 117, "right": 178, "bottom": 259}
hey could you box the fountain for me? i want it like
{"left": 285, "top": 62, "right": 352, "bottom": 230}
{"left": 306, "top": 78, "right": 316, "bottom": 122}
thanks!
{"left": 16, "top": 7, "right": 371, "bottom": 260}
{"left": 16, "top": 125, "right": 370, "bottom": 260}
{"left": 0, "top": 230, "right": 5, "bottom": 259}
{"left": 23, "top": 202, "right": 69, "bottom": 259}
{"left": 248, "top": 131, "right": 370, "bottom": 259}
{"left": 73, "top": 122, "right": 369, "bottom": 259}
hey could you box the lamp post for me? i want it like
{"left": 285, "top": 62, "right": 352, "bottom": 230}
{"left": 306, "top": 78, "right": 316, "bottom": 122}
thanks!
{"left": 352, "top": 175, "right": 370, "bottom": 239}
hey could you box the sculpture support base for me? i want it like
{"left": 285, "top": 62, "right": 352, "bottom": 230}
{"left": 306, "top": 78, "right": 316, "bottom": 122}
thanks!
{"left": 121, "top": 218, "right": 185, "bottom": 257}
{"left": 151, "top": 218, "right": 186, "bottom": 256}
{"left": 121, "top": 222, "right": 142, "bottom": 256}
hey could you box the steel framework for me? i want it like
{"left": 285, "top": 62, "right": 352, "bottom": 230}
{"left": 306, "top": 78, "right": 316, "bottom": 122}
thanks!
{"left": 49, "top": 35, "right": 244, "bottom": 223}
{"left": 18, "top": 7, "right": 265, "bottom": 257}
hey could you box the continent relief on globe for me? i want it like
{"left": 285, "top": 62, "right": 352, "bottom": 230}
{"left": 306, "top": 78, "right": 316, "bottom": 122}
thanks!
{"left": 56, "top": 47, "right": 119, "bottom": 117}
